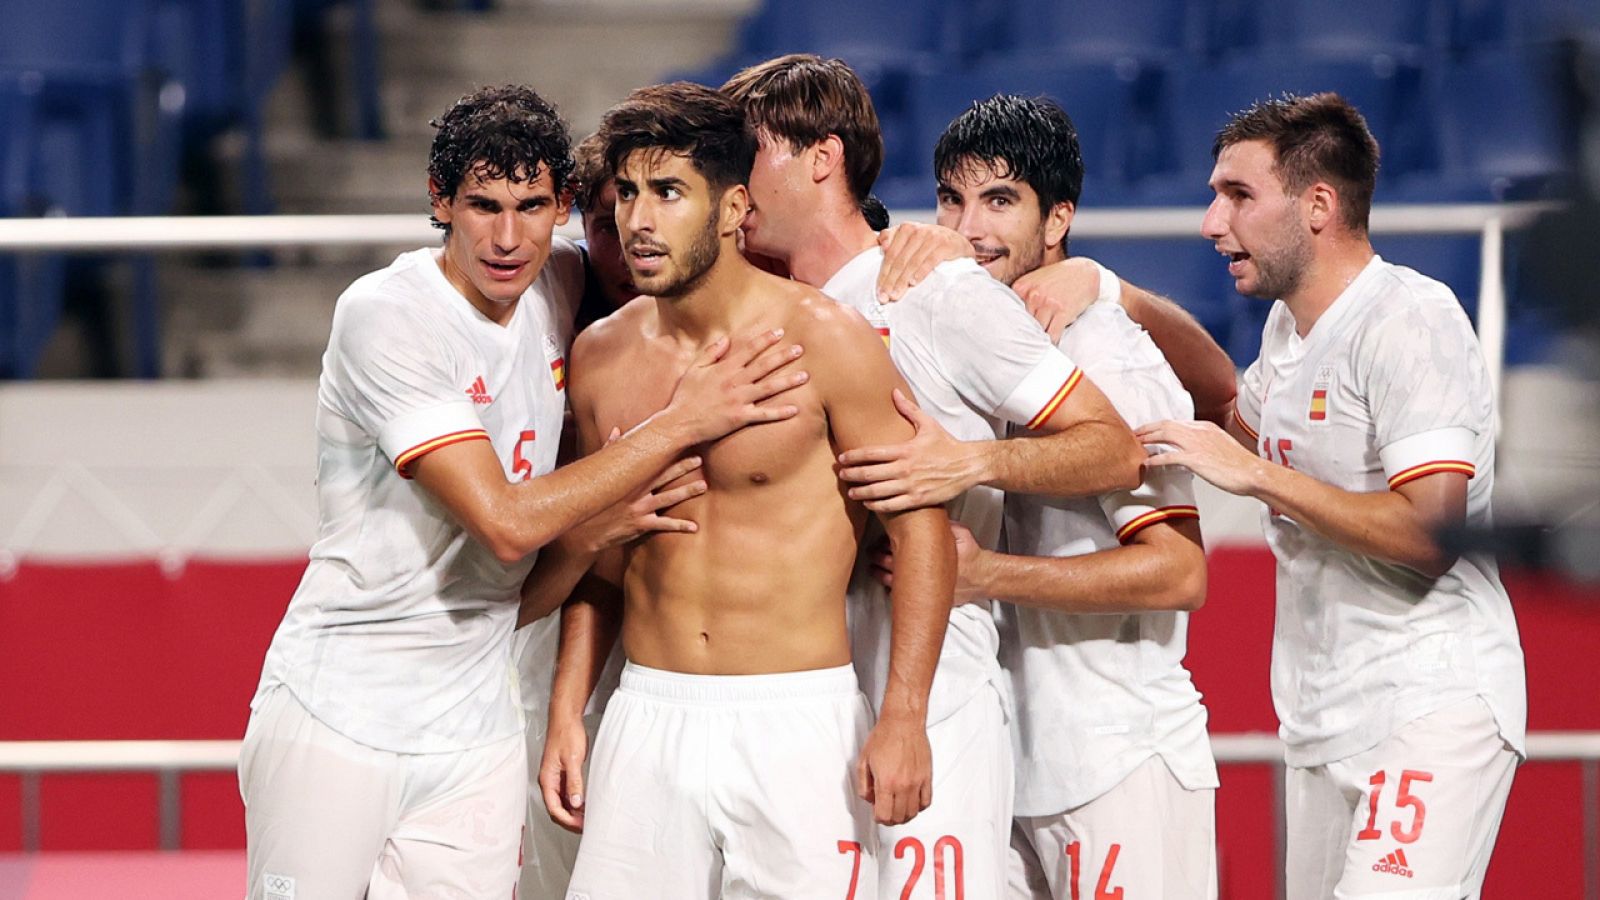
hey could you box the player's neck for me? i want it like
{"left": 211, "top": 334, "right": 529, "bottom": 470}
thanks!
{"left": 1283, "top": 238, "right": 1375, "bottom": 338}
{"left": 653, "top": 252, "right": 764, "bottom": 342}
{"left": 786, "top": 206, "right": 878, "bottom": 289}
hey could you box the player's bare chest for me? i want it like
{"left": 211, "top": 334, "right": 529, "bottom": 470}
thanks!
{"left": 600, "top": 368, "right": 829, "bottom": 491}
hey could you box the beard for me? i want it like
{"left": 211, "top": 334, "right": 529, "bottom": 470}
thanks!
{"left": 1244, "top": 214, "right": 1313, "bottom": 300}
{"left": 643, "top": 209, "right": 722, "bottom": 298}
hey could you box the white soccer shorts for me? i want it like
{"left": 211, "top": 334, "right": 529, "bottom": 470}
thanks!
{"left": 1285, "top": 697, "right": 1518, "bottom": 900}
{"left": 1007, "top": 755, "right": 1217, "bottom": 900}
{"left": 565, "top": 663, "right": 877, "bottom": 900}
{"left": 877, "top": 683, "right": 1012, "bottom": 900}
{"left": 240, "top": 686, "right": 525, "bottom": 900}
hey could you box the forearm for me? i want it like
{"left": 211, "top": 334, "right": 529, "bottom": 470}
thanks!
{"left": 496, "top": 410, "right": 697, "bottom": 558}
{"left": 547, "top": 575, "right": 623, "bottom": 727}
{"left": 516, "top": 537, "right": 596, "bottom": 628}
{"left": 977, "top": 422, "right": 1143, "bottom": 498}
{"left": 1123, "top": 284, "right": 1237, "bottom": 427}
{"left": 1249, "top": 463, "right": 1450, "bottom": 576}
{"left": 877, "top": 508, "right": 955, "bottom": 724}
{"left": 973, "top": 540, "right": 1204, "bottom": 613}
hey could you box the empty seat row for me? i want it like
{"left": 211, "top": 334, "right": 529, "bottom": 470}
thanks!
{"left": 732, "top": 0, "right": 1599, "bottom": 68}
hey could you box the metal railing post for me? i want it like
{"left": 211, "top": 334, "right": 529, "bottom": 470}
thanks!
{"left": 20, "top": 770, "right": 40, "bottom": 851}
{"left": 158, "top": 769, "right": 181, "bottom": 851}
{"left": 1584, "top": 759, "right": 1598, "bottom": 900}
{"left": 1272, "top": 760, "right": 1288, "bottom": 900}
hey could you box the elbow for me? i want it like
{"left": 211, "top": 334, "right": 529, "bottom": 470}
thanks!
{"left": 1112, "top": 435, "right": 1146, "bottom": 492}
{"left": 1408, "top": 548, "right": 1460, "bottom": 581}
{"left": 1156, "top": 560, "right": 1207, "bottom": 611}
{"left": 482, "top": 520, "right": 556, "bottom": 566}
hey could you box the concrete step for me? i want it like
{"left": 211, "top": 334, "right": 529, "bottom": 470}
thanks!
{"left": 162, "top": 264, "right": 373, "bottom": 378}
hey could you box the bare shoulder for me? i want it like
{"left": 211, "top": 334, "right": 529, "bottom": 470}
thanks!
{"left": 771, "top": 278, "right": 877, "bottom": 348}
{"left": 572, "top": 295, "right": 654, "bottom": 368}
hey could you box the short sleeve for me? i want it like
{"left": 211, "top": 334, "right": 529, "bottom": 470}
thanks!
{"left": 1099, "top": 465, "right": 1199, "bottom": 543}
{"left": 326, "top": 293, "right": 486, "bottom": 477}
{"left": 1363, "top": 302, "right": 1485, "bottom": 485}
{"left": 929, "top": 271, "right": 1083, "bottom": 429}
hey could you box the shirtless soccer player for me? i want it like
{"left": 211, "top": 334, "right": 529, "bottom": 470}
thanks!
{"left": 545, "top": 83, "right": 955, "bottom": 900}
{"left": 240, "top": 85, "right": 811, "bottom": 900}
{"left": 722, "top": 55, "right": 1147, "bottom": 900}
{"left": 1142, "top": 94, "right": 1525, "bottom": 898}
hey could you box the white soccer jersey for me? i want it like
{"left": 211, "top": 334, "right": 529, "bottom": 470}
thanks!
{"left": 251, "top": 241, "right": 585, "bottom": 754}
{"left": 997, "top": 265, "right": 1218, "bottom": 817}
{"left": 1233, "top": 254, "right": 1526, "bottom": 767}
{"left": 822, "top": 248, "right": 1083, "bottom": 724}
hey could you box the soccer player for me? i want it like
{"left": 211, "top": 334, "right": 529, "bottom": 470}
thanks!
{"left": 238, "top": 85, "right": 809, "bottom": 900}
{"left": 918, "top": 94, "right": 1220, "bottom": 899}
{"left": 1138, "top": 93, "right": 1526, "bottom": 898}
{"left": 722, "top": 54, "right": 1147, "bottom": 900}
{"left": 544, "top": 82, "right": 955, "bottom": 899}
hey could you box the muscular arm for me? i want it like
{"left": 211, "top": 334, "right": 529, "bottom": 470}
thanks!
{"left": 811, "top": 305, "right": 954, "bottom": 825}
{"left": 970, "top": 377, "right": 1144, "bottom": 496}
{"left": 1139, "top": 419, "right": 1467, "bottom": 578}
{"left": 964, "top": 519, "right": 1207, "bottom": 613}
{"left": 415, "top": 327, "right": 802, "bottom": 564}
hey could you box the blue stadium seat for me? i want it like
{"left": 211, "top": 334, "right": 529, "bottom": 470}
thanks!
{"left": 1139, "top": 53, "right": 1427, "bottom": 203}
{"left": 1447, "top": 0, "right": 1600, "bottom": 49}
{"left": 894, "top": 58, "right": 1162, "bottom": 205}
{"left": 1004, "top": 0, "right": 1200, "bottom": 59}
{"left": 1258, "top": 0, "right": 1440, "bottom": 56}
{"left": 734, "top": 0, "right": 975, "bottom": 66}
{"left": 1422, "top": 49, "right": 1573, "bottom": 200}
{"left": 0, "top": 0, "right": 175, "bottom": 377}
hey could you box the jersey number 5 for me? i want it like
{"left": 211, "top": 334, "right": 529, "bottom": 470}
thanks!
{"left": 511, "top": 430, "right": 536, "bottom": 481}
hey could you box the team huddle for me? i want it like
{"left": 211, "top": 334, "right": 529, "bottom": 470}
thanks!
{"left": 238, "top": 52, "right": 1526, "bottom": 900}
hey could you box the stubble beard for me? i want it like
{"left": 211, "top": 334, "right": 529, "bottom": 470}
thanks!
{"left": 650, "top": 210, "right": 723, "bottom": 299}
{"left": 1246, "top": 213, "right": 1313, "bottom": 300}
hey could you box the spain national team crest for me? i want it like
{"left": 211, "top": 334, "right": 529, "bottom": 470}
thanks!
{"left": 1309, "top": 365, "right": 1334, "bottom": 424}
{"left": 868, "top": 301, "right": 890, "bottom": 347}
{"left": 543, "top": 334, "right": 566, "bottom": 392}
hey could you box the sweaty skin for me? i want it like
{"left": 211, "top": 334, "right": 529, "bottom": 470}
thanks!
{"left": 574, "top": 286, "right": 905, "bottom": 674}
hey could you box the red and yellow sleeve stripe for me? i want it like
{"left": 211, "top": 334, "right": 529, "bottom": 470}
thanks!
{"left": 1116, "top": 505, "right": 1200, "bottom": 543}
{"left": 394, "top": 429, "right": 490, "bottom": 479}
{"left": 1231, "top": 406, "right": 1260, "bottom": 441}
{"left": 1026, "top": 368, "right": 1083, "bottom": 430}
{"left": 1387, "top": 460, "right": 1475, "bottom": 490}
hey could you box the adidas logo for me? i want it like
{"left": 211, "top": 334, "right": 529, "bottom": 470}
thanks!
{"left": 465, "top": 376, "right": 492, "bottom": 405}
{"left": 1372, "top": 848, "right": 1414, "bottom": 878}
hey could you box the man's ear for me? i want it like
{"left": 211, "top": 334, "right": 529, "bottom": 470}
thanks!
{"left": 720, "top": 183, "right": 751, "bottom": 236}
{"left": 1044, "top": 200, "right": 1076, "bottom": 252}
{"left": 555, "top": 186, "right": 573, "bottom": 227}
{"left": 428, "top": 177, "right": 452, "bottom": 224}
{"left": 1305, "top": 181, "right": 1339, "bottom": 233}
{"left": 809, "top": 134, "right": 846, "bottom": 184}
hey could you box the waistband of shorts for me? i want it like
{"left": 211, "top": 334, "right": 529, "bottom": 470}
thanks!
{"left": 620, "top": 661, "right": 859, "bottom": 704}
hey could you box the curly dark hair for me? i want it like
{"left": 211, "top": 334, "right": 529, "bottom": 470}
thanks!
{"left": 427, "top": 85, "right": 574, "bottom": 234}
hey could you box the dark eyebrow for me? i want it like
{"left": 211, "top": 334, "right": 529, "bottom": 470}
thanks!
{"left": 647, "top": 176, "right": 688, "bottom": 191}
{"left": 1213, "top": 177, "right": 1251, "bottom": 193}
{"left": 978, "top": 184, "right": 1022, "bottom": 202}
{"left": 461, "top": 192, "right": 500, "bottom": 206}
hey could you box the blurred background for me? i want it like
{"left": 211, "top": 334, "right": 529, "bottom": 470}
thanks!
{"left": 1, "top": 0, "right": 1597, "bottom": 897}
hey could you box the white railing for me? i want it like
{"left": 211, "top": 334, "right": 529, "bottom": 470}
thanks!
{"left": 2, "top": 733, "right": 1597, "bottom": 899}
{"left": 0, "top": 203, "right": 1557, "bottom": 409}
